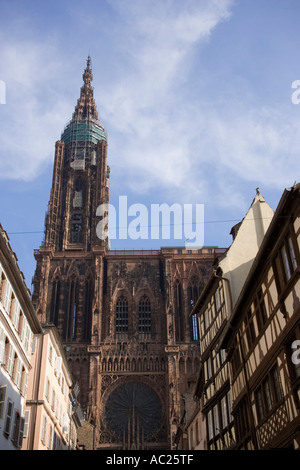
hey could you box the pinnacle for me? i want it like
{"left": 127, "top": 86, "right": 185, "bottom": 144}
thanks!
{"left": 72, "top": 57, "right": 99, "bottom": 120}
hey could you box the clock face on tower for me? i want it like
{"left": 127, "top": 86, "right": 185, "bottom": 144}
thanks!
{"left": 104, "top": 382, "right": 163, "bottom": 441}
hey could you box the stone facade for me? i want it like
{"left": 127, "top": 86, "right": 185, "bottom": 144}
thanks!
{"left": 32, "top": 58, "right": 225, "bottom": 450}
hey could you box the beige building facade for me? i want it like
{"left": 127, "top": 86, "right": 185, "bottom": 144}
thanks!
{"left": 0, "top": 222, "right": 82, "bottom": 451}
{"left": 22, "top": 324, "right": 83, "bottom": 450}
{"left": 221, "top": 183, "right": 300, "bottom": 449}
{"left": 0, "top": 224, "right": 42, "bottom": 450}
{"left": 177, "top": 191, "right": 275, "bottom": 450}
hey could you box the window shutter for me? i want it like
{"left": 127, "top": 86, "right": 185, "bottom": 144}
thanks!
{"left": 0, "top": 385, "right": 7, "bottom": 419}
{"left": 24, "top": 325, "right": 31, "bottom": 353}
{"left": 18, "top": 417, "right": 25, "bottom": 448}
{"left": 0, "top": 327, "right": 5, "bottom": 364}
{"left": 51, "top": 388, "right": 55, "bottom": 410}
{"left": 7, "top": 345, "right": 15, "bottom": 375}
{"left": 31, "top": 335, "right": 37, "bottom": 354}
{"left": 45, "top": 378, "right": 49, "bottom": 400}
{"left": 63, "top": 413, "right": 69, "bottom": 434}
{"left": 21, "top": 318, "right": 27, "bottom": 344}
{"left": 55, "top": 356, "right": 62, "bottom": 378}
{"left": 21, "top": 370, "right": 28, "bottom": 397}
{"left": 13, "top": 301, "right": 20, "bottom": 330}
{"left": 41, "top": 415, "right": 46, "bottom": 444}
{"left": 4, "top": 282, "right": 12, "bottom": 312}
{"left": 4, "top": 400, "right": 14, "bottom": 436}
{"left": 23, "top": 410, "right": 30, "bottom": 437}
{"left": 16, "top": 359, "right": 22, "bottom": 389}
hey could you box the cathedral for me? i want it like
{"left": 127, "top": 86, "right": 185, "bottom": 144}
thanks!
{"left": 32, "top": 58, "right": 224, "bottom": 450}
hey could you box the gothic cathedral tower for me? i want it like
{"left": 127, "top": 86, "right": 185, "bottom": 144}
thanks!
{"left": 32, "top": 59, "right": 220, "bottom": 450}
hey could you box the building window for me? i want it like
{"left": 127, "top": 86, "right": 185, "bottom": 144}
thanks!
{"left": 191, "top": 314, "right": 198, "bottom": 341}
{"left": 71, "top": 222, "right": 82, "bottom": 243}
{"left": 116, "top": 296, "right": 128, "bottom": 334}
{"left": 0, "top": 326, "right": 5, "bottom": 365}
{"left": 234, "top": 397, "right": 251, "bottom": 448}
{"left": 12, "top": 411, "right": 25, "bottom": 448}
{"left": 281, "top": 236, "right": 297, "bottom": 280}
{"left": 213, "top": 404, "right": 220, "bottom": 436}
{"left": 0, "top": 385, "right": 7, "bottom": 419}
{"left": 12, "top": 356, "right": 22, "bottom": 389}
{"left": 12, "top": 300, "right": 20, "bottom": 331}
{"left": 48, "top": 345, "right": 53, "bottom": 364}
{"left": 274, "top": 232, "right": 299, "bottom": 293}
{"left": 2, "top": 279, "right": 12, "bottom": 314}
{"left": 41, "top": 415, "right": 47, "bottom": 445}
{"left": 50, "top": 279, "right": 60, "bottom": 325}
{"left": 215, "top": 282, "right": 225, "bottom": 318}
{"left": 84, "top": 279, "right": 93, "bottom": 341}
{"left": 0, "top": 270, "right": 5, "bottom": 301}
{"left": 4, "top": 399, "right": 14, "bottom": 437}
{"left": 138, "top": 295, "right": 151, "bottom": 334}
{"left": 9, "top": 293, "right": 16, "bottom": 320}
{"left": 205, "top": 356, "right": 213, "bottom": 381}
{"left": 207, "top": 410, "right": 213, "bottom": 442}
{"left": 5, "top": 342, "right": 14, "bottom": 376}
{"left": 221, "top": 393, "right": 232, "bottom": 430}
{"left": 231, "top": 338, "right": 242, "bottom": 377}
{"left": 254, "top": 365, "right": 284, "bottom": 424}
{"left": 174, "top": 280, "right": 184, "bottom": 341}
{"left": 244, "top": 308, "right": 256, "bottom": 351}
{"left": 254, "top": 287, "right": 268, "bottom": 330}
{"left": 206, "top": 391, "right": 234, "bottom": 449}
{"left": 204, "top": 299, "right": 215, "bottom": 332}
{"left": 23, "top": 410, "right": 30, "bottom": 438}
{"left": 20, "top": 367, "right": 28, "bottom": 397}
{"left": 65, "top": 279, "right": 78, "bottom": 341}
{"left": 48, "top": 425, "right": 53, "bottom": 449}
{"left": 18, "top": 311, "right": 24, "bottom": 339}
{"left": 188, "top": 277, "right": 201, "bottom": 341}
{"left": 45, "top": 378, "right": 50, "bottom": 401}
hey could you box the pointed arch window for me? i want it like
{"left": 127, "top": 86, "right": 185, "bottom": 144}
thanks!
{"left": 50, "top": 278, "right": 60, "bottom": 325}
{"left": 188, "top": 275, "right": 201, "bottom": 341}
{"left": 174, "top": 280, "right": 184, "bottom": 342}
{"left": 84, "top": 279, "right": 93, "bottom": 341}
{"left": 115, "top": 296, "right": 128, "bottom": 334}
{"left": 65, "top": 278, "right": 78, "bottom": 341}
{"left": 138, "top": 295, "right": 151, "bottom": 335}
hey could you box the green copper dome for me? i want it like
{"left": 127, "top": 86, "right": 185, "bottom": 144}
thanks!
{"left": 61, "top": 116, "right": 107, "bottom": 145}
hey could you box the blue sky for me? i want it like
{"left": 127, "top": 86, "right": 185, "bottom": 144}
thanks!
{"left": 0, "top": 0, "right": 299, "bottom": 287}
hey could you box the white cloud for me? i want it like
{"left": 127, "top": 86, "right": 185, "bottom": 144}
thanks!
{"left": 0, "top": 34, "right": 74, "bottom": 180}
{"left": 0, "top": 0, "right": 234, "bottom": 184}
{"left": 205, "top": 105, "right": 300, "bottom": 188}
{"left": 101, "top": 0, "right": 234, "bottom": 197}
{"left": 0, "top": 0, "right": 298, "bottom": 216}
{"left": 101, "top": 0, "right": 299, "bottom": 210}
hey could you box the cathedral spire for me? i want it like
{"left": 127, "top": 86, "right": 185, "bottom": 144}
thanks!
{"left": 73, "top": 56, "right": 99, "bottom": 120}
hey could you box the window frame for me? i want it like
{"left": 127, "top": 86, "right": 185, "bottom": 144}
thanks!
{"left": 115, "top": 296, "right": 129, "bottom": 334}
{"left": 205, "top": 390, "right": 234, "bottom": 449}
{"left": 254, "top": 365, "right": 284, "bottom": 425}
{"left": 138, "top": 295, "right": 151, "bottom": 335}
{"left": 273, "top": 228, "right": 299, "bottom": 295}
{"left": 4, "top": 399, "right": 14, "bottom": 437}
